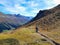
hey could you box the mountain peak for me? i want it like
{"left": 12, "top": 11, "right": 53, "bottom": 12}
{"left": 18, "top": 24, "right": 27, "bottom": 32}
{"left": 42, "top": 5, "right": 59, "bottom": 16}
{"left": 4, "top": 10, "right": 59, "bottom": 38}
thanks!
{"left": 28, "top": 4, "right": 60, "bottom": 25}
{"left": 54, "top": 4, "right": 60, "bottom": 9}
{"left": 26, "top": 4, "right": 60, "bottom": 31}
{"left": 56, "top": 4, "right": 60, "bottom": 7}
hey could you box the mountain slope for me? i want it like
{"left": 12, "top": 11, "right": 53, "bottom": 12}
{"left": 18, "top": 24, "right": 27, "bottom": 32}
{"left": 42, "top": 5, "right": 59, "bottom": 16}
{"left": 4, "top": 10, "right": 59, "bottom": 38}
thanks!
{"left": 25, "top": 4, "right": 60, "bottom": 43}
{"left": 29, "top": 4, "right": 60, "bottom": 23}
{"left": 26, "top": 4, "right": 60, "bottom": 30}
{"left": 0, "top": 27, "right": 53, "bottom": 45}
{"left": 0, "top": 4, "right": 60, "bottom": 45}
{"left": 0, "top": 13, "right": 32, "bottom": 32}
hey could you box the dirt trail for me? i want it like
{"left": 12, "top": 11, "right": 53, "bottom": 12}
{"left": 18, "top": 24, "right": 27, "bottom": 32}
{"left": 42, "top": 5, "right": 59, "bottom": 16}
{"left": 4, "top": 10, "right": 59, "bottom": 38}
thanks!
{"left": 38, "top": 32, "right": 60, "bottom": 45}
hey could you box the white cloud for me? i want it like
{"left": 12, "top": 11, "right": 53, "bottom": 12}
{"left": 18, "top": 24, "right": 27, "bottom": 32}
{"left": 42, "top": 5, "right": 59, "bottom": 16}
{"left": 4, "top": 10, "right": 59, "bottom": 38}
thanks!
{"left": 40, "top": 0, "right": 60, "bottom": 9}
{"left": 0, "top": 0, "right": 60, "bottom": 17}
{"left": 32, "top": 8, "right": 40, "bottom": 13}
{"left": 27, "top": 1, "right": 39, "bottom": 7}
{"left": 53, "top": 0, "right": 60, "bottom": 4}
{"left": 14, "top": 4, "right": 26, "bottom": 11}
{"left": 5, "top": 4, "right": 27, "bottom": 14}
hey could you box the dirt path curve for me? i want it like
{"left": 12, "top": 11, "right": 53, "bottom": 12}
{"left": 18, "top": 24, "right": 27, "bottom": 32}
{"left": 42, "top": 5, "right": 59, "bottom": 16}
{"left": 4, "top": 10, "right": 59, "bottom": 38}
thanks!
{"left": 38, "top": 32, "right": 60, "bottom": 45}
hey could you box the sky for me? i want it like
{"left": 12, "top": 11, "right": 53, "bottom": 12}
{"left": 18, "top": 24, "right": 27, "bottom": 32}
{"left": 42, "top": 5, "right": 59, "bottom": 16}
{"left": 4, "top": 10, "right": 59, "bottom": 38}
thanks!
{"left": 0, "top": 0, "right": 60, "bottom": 17}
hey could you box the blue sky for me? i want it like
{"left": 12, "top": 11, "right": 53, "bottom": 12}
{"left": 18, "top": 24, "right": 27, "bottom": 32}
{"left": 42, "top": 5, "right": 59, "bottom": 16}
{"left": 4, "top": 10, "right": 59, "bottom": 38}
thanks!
{"left": 0, "top": 0, "right": 60, "bottom": 17}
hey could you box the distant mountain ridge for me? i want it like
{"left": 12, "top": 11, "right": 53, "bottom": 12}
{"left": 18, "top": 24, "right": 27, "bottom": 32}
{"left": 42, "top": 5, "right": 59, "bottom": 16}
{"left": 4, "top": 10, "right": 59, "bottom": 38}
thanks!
{"left": 0, "top": 12, "right": 32, "bottom": 32}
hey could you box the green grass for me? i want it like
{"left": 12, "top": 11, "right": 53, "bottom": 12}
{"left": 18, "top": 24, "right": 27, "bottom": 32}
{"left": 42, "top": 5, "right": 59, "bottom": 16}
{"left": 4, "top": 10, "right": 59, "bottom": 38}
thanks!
{"left": 0, "top": 27, "right": 52, "bottom": 45}
{"left": 0, "top": 38, "right": 19, "bottom": 45}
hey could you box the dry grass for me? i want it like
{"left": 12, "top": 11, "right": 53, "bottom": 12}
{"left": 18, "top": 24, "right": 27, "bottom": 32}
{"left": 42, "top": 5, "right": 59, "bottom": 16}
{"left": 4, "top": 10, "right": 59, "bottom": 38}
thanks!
{"left": 39, "top": 27, "right": 60, "bottom": 43}
{"left": 0, "top": 27, "right": 52, "bottom": 45}
{"left": 26, "top": 25, "right": 60, "bottom": 44}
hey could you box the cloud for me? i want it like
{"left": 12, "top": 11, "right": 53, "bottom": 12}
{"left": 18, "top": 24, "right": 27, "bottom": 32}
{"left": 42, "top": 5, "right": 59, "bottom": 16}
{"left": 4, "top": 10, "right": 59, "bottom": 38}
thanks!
{"left": 53, "top": 0, "right": 60, "bottom": 4}
{"left": 27, "top": 1, "right": 39, "bottom": 7}
{"left": 0, "top": 0, "right": 60, "bottom": 17}
{"left": 7, "top": 4, "right": 26, "bottom": 13}
{"left": 42, "top": 0, "right": 60, "bottom": 9}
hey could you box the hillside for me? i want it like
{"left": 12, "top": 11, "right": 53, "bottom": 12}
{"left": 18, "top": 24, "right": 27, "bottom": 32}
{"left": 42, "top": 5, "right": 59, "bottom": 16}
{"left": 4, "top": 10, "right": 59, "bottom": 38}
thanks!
{"left": 0, "top": 4, "right": 60, "bottom": 45}
{"left": 26, "top": 4, "right": 60, "bottom": 30}
{"left": 30, "top": 4, "right": 60, "bottom": 22}
{"left": 0, "top": 13, "right": 32, "bottom": 32}
{"left": 24, "top": 4, "right": 60, "bottom": 43}
{"left": 0, "top": 27, "right": 53, "bottom": 45}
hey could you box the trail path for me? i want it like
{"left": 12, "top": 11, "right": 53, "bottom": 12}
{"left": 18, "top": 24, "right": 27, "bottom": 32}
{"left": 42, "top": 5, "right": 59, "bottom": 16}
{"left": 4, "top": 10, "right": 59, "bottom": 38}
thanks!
{"left": 38, "top": 32, "right": 60, "bottom": 45}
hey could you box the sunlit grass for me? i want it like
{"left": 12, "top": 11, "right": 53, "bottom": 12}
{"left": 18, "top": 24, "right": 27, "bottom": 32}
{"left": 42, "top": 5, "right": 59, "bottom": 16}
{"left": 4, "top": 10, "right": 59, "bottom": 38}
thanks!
{"left": 0, "top": 27, "right": 52, "bottom": 45}
{"left": 28, "top": 25, "right": 60, "bottom": 43}
{"left": 39, "top": 27, "right": 60, "bottom": 43}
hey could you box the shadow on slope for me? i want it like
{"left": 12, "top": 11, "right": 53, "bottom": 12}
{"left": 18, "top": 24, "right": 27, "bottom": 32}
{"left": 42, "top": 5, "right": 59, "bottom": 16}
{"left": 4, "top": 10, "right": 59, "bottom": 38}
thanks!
{"left": 0, "top": 38, "right": 20, "bottom": 45}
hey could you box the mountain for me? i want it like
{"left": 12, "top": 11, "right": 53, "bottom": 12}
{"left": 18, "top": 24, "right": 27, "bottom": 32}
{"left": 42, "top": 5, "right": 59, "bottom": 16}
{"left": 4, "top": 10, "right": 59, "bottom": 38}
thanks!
{"left": 0, "top": 13, "right": 32, "bottom": 32}
{"left": 22, "top": 4, "right": 60, "bottom": 44}
{"left": 26, "top": 4, "right": 60, "bottom": 31}
{"left": 28, "top": 4, "right": 60, "bottom": 22}
{"left": 0, "top": 4, "right": 60, "bottom": 45}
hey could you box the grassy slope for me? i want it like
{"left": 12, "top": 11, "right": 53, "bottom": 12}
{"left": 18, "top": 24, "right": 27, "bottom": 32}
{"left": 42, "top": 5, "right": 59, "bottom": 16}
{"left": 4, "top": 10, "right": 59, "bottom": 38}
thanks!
{"left": 25, "top": 24, "right": 60, "bottom": 44}
{"left": 39, "top": 26, "right": 60, "bottom": 43}
{"left": 0, "top": 27, "right": 52, "bottom": 45}
{"left": 26, "top": 15, "right": 60, "bottom": 44}
{"left": 24, "top": 6, "right": 60, "bottom": 44}
{"left": 0, "top": 5, "right": 60, "bottom": 45}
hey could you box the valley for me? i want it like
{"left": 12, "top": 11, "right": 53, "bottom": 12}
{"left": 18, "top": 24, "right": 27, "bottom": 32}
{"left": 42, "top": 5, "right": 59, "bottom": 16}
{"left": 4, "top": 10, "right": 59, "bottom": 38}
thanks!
{"left": 0, "top": 4, "right": 60, "bottom": 45}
